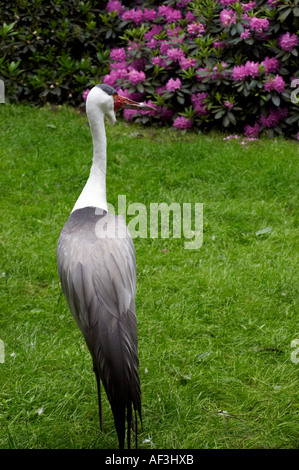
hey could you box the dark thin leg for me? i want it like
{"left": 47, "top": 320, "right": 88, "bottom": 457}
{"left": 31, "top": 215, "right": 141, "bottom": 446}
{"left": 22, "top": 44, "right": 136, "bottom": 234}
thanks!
{"left": 127, "top": 402, "right": 132, "bottom": 450}
{"left": 93, "top": 364, "right": 103, "bottom": 431}
{"left": 135, "top": 410, "right": 138, "bottom": 449}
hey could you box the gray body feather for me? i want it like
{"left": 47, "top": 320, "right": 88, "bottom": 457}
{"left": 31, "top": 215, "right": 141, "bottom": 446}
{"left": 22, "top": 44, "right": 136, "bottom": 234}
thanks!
{"left": 57, "top": 206, "right": 141, "bottom": 449}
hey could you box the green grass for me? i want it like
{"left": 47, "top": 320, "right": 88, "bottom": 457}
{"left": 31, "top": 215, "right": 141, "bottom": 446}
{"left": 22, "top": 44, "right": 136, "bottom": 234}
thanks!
{"left": 0, "top": 104, "right": 298, "bottom": 449}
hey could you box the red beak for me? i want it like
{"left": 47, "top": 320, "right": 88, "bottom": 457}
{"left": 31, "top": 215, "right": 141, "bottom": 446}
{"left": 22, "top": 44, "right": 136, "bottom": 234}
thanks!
{"left": 114, "top": 95, "right": 156, "bottom": 112}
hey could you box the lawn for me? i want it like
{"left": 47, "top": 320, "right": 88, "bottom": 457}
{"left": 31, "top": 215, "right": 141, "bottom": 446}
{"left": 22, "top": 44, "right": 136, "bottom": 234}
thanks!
{"left": 0, "top": 103, "right": 298, "bottom": 449}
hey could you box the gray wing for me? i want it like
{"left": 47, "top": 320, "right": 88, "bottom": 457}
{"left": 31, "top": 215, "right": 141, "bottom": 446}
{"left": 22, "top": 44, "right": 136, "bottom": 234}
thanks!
{"left": 57, "top": 207, "right": 141, "bottom": 446}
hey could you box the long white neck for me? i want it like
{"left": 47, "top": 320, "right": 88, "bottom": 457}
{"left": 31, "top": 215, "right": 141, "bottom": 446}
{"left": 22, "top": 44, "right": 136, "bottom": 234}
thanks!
{"left": 72, "top": 101, "right": 108, "bottom": 213}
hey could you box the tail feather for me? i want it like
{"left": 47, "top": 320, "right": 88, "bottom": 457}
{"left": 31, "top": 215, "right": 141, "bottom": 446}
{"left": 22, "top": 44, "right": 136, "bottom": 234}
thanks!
{"left": 90, "top": 316, "right": 141, "bottom": 449}
{"left": 107, "top": 384, "right": 141, "bottom": 449}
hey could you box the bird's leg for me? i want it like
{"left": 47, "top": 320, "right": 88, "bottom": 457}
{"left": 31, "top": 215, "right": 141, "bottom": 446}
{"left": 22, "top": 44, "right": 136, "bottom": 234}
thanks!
{"left": 93, "top": 363, "right": 103, "bottom": 432}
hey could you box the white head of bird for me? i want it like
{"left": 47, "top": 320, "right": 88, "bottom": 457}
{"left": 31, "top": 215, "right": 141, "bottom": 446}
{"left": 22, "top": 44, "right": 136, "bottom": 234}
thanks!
{"left": 72, "top": 84, "right": 155, "bottom": 214}
{"left": 86, "top": 84, "right": 156, "bottom": 126}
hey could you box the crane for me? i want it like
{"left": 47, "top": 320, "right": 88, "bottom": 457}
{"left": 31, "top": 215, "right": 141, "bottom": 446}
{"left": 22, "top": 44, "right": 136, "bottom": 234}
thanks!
{"left": 56, "top": 84, "right": 155, "bottom": 449}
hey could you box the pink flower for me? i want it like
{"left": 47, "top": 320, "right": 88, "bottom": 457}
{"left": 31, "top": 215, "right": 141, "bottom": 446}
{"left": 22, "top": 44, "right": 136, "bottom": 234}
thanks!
{"left": 261, "top": 56, "right": 279, "bottom": 74}
{"left": 156, "top": 86, "right": 166, "bottom": 95}
{"left": 249, "top": 17, "right": 269, "bottom": 32}
{"left": 110, "top": 61, "right": 127, "bottom": 71}
{"left": 297, "top": 131, "right": 299, "bottom": 141}
{"left": 187, "top": 22, "right": 205, "bottom": 36}
{"left": 241, "top": 1, "right": 256, "bottom": 11}
{"left": 165, "top": 78, "right": 182, "bottom": 92}
{"left": 176, "top": 0, "right": 193, "bottom": 6}
{"left": 179, "top": 56, "right": 197, "bottom": 70}
{"left": 244, "top": 122, "right": 260, "bottom": 138}
{"left": 103, "top": 74, "right": 116, "bottom": 87}
{"left": 264, "top": 75, "right": 285, "bottom": 93}
{"left": 132, "top": 58, "right": 146, "bottom": 72}
{"left": 160, "top": 42, "right": 172, "bottom": 55}
{"left": 158, "top": 5, "right": 172, "bottom": 15}
{"left": 82, "top": 89, "right": 90, "bottom": 101}
{"left": 116, "top": 88, "right": 143, "bottom": 102}
{"left": 115, "top": 87, "right": 130, "bottom": 98}
{"left": 231, "top": 61, "right": 260, "bottom": 80}
{"left": 213, "top": 40, "right": 226, "bottom": 49}
{"left": 217, "top": 0, "right": 238, "bottom": 5}
{"left": 143, "top": 8, "right": 157, "bottom": 21}
{"left": 259, "top": 108, "right": 288, "bottom": 127}
{"left": 122, "top": 8, "right": 144, "bottom": 25}
{"left": 127, "top": 41, "right": 139, "bottom": 52}
{"left": 186, "top": 11, "right": 196, "bottom": 22}
{"left": 278, "top": 32, "right": 298, "bottom": 52}
{"left": 232, "top": 65, "right": 246, "bottom": 81}
{"left": 242, "top": 12, "right": 250, "bottom": 22}
{"left": 110, "top": 48, "right": 126, "bottom": 62}
{"left": 156, "top": 106, "right": 174, "bottom": 121}
{"left": 103, "top": 68, "right": 127, "bottom": 87}
{"left": 107, "top": 0, "right": 123, "bottom": 14}
{"left": 173, "top": 116, "right": 192, "bottom": 129}
{"left": 220, "top": 9, "right": 236, "bottom": 27}
{"left": 152, "top": 56, "right": 167, "bottom": 67}
{"left": 128, "top": 69, "right": 146, "bottom": 85}
{"left": 144, "top": 25, "right": 163, "bottom": 41}
{"left": 240, "top": 30, "right": 250, "bottom": 39}
{"left": 191, "top": 92, "right": 209, "bottom": 115}
{"left": 267, "top": 0, "right": 281, "bottom": 5}
{"left": 123, "top": 109, "right": 139, "bottom": 121}
{"left": 158, "top": 6, "right": 182, "bottom": 22}
{"left": 245, "top": 60, "right": 260, "bottom": 78}
{"left": 166, "top": 26, "right": 183, "bottom": 39}
{"left": 146, "top": 38, "right": 159, "bottom": 49}
{"left": 167, "top": 47, "right": 185, "bottom": 62}
{"left": 223, "top": 134, "right": 239, "bottom": 140}
{"left": 224, "top": 100, "right": 233, "bottom": 110}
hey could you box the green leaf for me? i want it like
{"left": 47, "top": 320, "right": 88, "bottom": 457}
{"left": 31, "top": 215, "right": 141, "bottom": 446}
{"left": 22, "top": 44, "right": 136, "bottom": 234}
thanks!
{"left": 50, "top": 87, "right": 61, "bottom": 96}
{"left": 278, "top": 7, "right": 292, "bottom": 22}
{"left": 285, "top": 114, "right": 299, "bottom": 124}
{"left": 214, "top": 110, "right": 225, "bottom": 119}
{"left": 248, "top": 80, "right": 258, "bottom": 90}
{"left": 271, "top": 95, "right": 280, "bottom": 107}
{"left": 223, "top": 115, "right": 230, "bottom": 127}
{"left": 227, "top": 111, "right": 236, "bottom": 125}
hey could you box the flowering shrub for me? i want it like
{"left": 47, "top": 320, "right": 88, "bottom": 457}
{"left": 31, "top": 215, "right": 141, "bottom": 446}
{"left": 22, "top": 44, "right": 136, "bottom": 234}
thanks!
{"left": 1, "top": 0, "right": 298, "bottom": 138}
{"left": 101, "top": 0, "right": 299, "bottom": 139}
